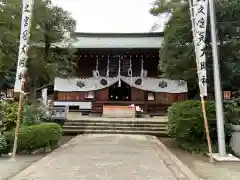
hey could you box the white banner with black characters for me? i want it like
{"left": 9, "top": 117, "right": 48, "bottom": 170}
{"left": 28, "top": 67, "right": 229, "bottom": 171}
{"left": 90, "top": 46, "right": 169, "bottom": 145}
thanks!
{"left": 14, "top": 0, "right": 34, "bottom": 92}
{"left": 193, "top": 0, "right": 208, "bottom": 97}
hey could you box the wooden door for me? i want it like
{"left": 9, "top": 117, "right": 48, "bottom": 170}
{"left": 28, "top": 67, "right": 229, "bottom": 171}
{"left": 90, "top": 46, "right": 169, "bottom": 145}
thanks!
{"left": 95, "top": 88, "right": 109, "bottom": 101}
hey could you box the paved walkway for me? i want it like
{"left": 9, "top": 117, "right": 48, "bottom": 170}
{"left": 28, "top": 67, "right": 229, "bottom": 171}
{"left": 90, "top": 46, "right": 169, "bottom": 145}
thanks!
{"left": 161, "top": 137, "right": 240, "bottom": 180}
{"left": 0, "top": 155, "right": 44, "bottom": 180}
{"left": 10, "top": 135, "right": 200, "bottom": 180}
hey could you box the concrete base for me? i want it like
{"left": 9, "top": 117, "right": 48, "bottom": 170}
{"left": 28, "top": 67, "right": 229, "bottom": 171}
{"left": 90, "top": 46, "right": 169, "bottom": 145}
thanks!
{"left": 208, "top": 153, "right": 240, "bottom": 162}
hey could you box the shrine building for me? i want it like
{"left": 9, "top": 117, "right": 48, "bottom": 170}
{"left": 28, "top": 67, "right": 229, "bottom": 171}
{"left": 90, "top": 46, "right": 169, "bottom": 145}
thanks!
{"left": 53, "top": 32, "right": 188, "bottom": 117}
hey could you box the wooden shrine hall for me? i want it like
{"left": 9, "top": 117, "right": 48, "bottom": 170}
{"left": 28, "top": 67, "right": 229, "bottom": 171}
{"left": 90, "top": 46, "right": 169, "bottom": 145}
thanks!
{"left": 53, "top": 32, "right": 188, "bottom": 117}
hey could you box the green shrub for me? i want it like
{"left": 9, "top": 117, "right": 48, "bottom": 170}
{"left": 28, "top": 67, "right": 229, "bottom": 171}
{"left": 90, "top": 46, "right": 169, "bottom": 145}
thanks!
{"left": 168, "top": 100, "right": 216, "bottom": 141}
{"left": 168, "top": 100, "right": 231, "bottom": 153}
{"left": 178, "top": 141, "right": 218, "bottom": 154}
{"left": 4, "top": 123, "right": 62, "bottom": 153}
{"left": 0, "top": 101, "right": 18, "bottom": 132}
{"left": 0, "top": 101, "right": 51, "bottom": 132}
{"left": 0, "top": 136, "right": 7, "bottom": 154}
{"left": 224, "top": 100, "right": 240, "bottom": 125}
{"left": 21, "top": 104, "right": 50, "bottom": 126}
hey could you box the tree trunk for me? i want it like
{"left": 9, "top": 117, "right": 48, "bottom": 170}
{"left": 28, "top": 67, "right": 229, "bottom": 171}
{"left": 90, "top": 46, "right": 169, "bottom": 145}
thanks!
{"left": 28, "top": 77, "right": 37, "bottom": 103}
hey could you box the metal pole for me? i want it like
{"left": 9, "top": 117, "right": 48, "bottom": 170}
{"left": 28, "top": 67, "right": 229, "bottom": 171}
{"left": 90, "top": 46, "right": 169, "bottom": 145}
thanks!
{"left": 208, "top": 0, "right": 226, "bottom": 156}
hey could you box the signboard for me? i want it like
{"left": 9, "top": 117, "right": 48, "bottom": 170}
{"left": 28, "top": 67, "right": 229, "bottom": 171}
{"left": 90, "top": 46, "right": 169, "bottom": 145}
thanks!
{"left": 14, "top": 0, "right": 34, "bottom": 92}
{"left": 223, "top": 91, "right": 232, "bottom": 100}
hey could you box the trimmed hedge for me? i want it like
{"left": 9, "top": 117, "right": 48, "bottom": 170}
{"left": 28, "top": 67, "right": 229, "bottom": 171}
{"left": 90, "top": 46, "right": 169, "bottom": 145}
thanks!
{"left": 4, "top": 123, "right": 62, "bottom": 153}
{"left": 168, "top": 100, "right": 231, "bottom": 153}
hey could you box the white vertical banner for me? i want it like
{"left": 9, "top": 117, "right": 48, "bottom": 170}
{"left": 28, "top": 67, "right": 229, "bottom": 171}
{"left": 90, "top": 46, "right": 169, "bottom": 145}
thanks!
{"left": 192, "top": 0, "right": 209, "bottom": 97}
{"left": 14, "top": 0, "right": 34, "bottom": 92}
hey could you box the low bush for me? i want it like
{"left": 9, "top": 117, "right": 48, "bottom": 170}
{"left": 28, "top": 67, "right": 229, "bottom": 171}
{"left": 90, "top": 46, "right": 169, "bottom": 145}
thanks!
{"left": 4, "top": 123, "right": 62, "bottom": 153}
{"left": 0, "top": 136, "right": 7, "bottom": 155}
{"left": 168, "top": 100, "right": 231, "bottom": 153}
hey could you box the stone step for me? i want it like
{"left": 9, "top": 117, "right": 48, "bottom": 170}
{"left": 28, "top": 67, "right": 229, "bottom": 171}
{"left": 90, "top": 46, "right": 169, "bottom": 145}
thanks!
{"left": 63, "top": 117, "right": 168, "bottom": 136}
{"left": 64, "top": 122, "right": 167, "bottom": 127}
{"left": 63, "top": 125, "right": 167, "bottom": 131}
{"left": 63, "top": 129, "right": 168, "bottom": 136}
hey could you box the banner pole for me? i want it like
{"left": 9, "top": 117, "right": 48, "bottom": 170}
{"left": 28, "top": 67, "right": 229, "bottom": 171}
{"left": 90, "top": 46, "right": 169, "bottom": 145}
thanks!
{"left": 188, "top": 0, "right": 214, "bottom": 162}
{"left": 200, "top": 96, "right": 214, "bottom": 162}
{"left": 11, "top": 0, "right": 34, "bottom": 160}
{"left": 11, "top": 77, "right": 26, "bottom": 160}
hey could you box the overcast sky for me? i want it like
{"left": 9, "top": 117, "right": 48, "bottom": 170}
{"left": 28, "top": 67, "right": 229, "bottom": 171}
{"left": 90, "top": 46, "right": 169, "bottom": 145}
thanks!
{"left": 51, "top": 0, "right": 164, "bottom": 33}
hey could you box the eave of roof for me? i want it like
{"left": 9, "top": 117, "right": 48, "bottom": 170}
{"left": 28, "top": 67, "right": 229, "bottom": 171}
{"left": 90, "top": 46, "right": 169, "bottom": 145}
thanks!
{"left": 32, "top": 32, "right": 165, "bottom": 49}
{"left": 71, "top": 32, "right": 164, "bottom": 38}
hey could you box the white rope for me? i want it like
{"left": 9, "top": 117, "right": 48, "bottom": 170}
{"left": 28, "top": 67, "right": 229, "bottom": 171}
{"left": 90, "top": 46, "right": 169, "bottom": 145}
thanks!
{"left": 118, "top": 55, "right": 121, "bottom": 87}
{"left": 95, "top": 55, "right": 99, "bottom": 77}
{"left": 141, "top": 55, "right": 143, "bottom": 78}
{"left": 140, "top": 55, "right": 144, "bottom": 85}
{"left": 106, "top": 55, "right": 110, "bottom": 77}
{"left": 128, "top": 55, "right": 133, "bottom": 86}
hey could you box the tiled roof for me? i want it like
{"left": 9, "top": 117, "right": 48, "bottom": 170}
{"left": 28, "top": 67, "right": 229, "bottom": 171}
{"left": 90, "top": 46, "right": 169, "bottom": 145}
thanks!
{"left": 54, "top": 32, "right": 164, "bottom": 49}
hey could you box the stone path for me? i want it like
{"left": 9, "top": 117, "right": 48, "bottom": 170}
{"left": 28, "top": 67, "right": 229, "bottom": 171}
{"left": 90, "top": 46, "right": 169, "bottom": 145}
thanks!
{"left": 9, "top": 135, "right": 200, "bottom": 180}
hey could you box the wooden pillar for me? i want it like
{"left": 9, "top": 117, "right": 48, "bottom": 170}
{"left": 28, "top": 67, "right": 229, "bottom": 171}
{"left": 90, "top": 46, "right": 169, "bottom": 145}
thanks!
{"left": 144, "top": 91, "right": 147, "bottom": 113}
